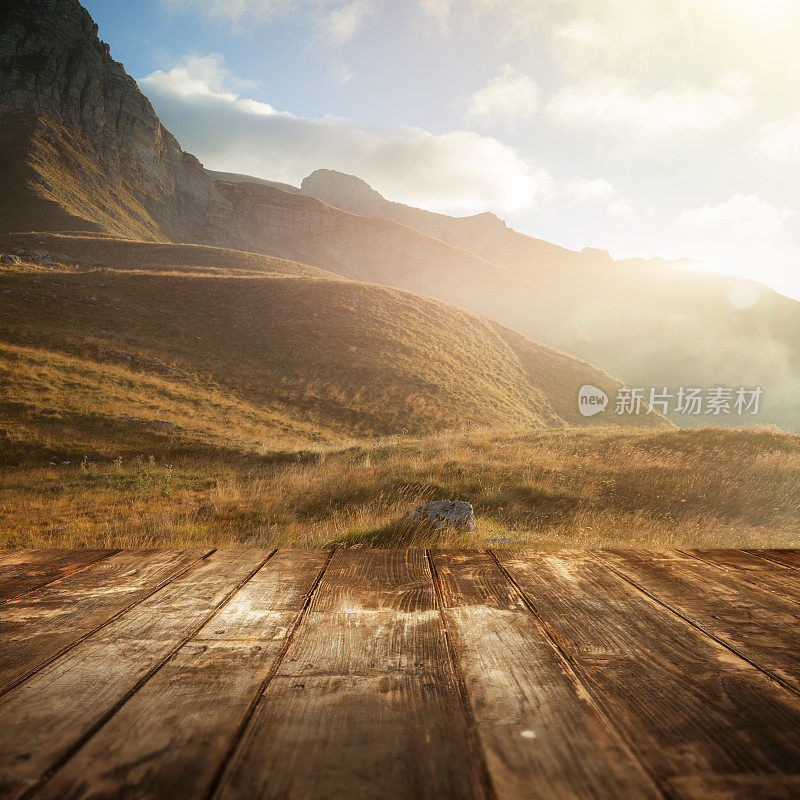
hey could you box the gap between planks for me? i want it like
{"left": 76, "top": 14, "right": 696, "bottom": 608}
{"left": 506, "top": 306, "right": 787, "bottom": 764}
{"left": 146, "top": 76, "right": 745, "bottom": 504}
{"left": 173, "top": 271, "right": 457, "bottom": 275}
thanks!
{"left": 202, "top": 548, "right": 335, "bottom": 800}
{"left": 486, "top": 550, "right": 670, "bottom": 800}
{"left": 0, "top": 549, "right": 121, "bottom": 604}
{"left": 597, "top": 554, "right": 800, "bottom": 701}
{"left": 426, "top": 550, "right": 499, "bottom": 800}
{"left": 679, "top": 549, "right": 800, "bottom": 603}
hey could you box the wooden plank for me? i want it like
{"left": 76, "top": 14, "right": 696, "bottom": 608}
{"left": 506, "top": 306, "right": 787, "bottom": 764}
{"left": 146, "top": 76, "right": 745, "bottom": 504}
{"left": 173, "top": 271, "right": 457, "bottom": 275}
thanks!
{"left": 600, "top": 549, "right": 800, "bottom": 694}
{"left": 35, "top": 550, "right": 331, "bottom": 800}
{"left": 0, "top": 550, "right": 32, "bottom": 563}
{"left": 747, "top": 550, "right": 800, "bottom": 570}
{"left": 0, "top": 548, "right": 209, "bottom": 694}
{"left": 431, "top": 550, "right": 661, "bottom": 800}
{"left": 0, "top": 549, "right": 271, "bottom": 800}
{"left": 309, "top": 547, "right": 436, "bottom": 612}
{"left": 213, "top": 549, "right": 491, "bottom": 800}
{"left": 495, "top": 550, "right": 800, "bottom": 800}
{"left": 0, "top": 549, "right": 117, "bottom": 602}
{"left": 686, "top": 549, "right": 800, "bottom": 602}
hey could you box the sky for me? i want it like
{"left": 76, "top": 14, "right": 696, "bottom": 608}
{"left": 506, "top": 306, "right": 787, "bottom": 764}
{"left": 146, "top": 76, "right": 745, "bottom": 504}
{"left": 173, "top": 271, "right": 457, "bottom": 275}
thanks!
{"left": 83, "top": 0, "right": 800, "bottom": 300}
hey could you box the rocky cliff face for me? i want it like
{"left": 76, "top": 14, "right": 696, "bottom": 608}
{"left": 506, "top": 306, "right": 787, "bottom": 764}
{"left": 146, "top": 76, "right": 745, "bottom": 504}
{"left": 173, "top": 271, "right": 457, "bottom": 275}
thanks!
{"left": 0, "top": 0, "right": 228, "bottom": 241}
{"left": 214, "top": 179, "right": 540, "bottom": 327}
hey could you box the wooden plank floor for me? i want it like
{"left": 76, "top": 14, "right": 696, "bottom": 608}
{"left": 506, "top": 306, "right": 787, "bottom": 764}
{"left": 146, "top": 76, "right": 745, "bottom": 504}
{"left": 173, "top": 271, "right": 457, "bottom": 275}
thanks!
{"left": 0, "top": 549, "right": 799, "bottom": 800}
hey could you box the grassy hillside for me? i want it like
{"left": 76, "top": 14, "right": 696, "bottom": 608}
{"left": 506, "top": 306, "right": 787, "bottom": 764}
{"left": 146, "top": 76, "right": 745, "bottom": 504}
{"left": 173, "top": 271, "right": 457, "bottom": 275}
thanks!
{"left": 0, "top": 341, "right": 343, "bottom": 465}
{"left": 0, "top": 238, "right": 794, "bottom": 552}
{"left": 0, "top": 232, "right": 336, "bottom": 278}
{"left": 1, "top": 427, "right": 797, "bottom": 549}
{"left": 0, "top": 114, "right": 166, "bottom": 241}
{"left": 0, "top": 236, "right": 664, "bottom": 469}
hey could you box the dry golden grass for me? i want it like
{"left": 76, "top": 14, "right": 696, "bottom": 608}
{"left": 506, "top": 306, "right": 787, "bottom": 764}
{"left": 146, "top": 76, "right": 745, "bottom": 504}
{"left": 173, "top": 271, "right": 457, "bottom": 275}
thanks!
{"left": 2, "top": 426, "right": 798, "bottom": 549}
{"left": 28, "top": 118, "right": 168, "bottom": 242}
{"left": 2, "top": 237, "right": 784, "bottom": 551}
{"left": 0, "top": 243, "right": 665, "bottom": 439}
{"left": 0, "top": 232, "right": 334, "bottom": 279}
{"left": 0, "top": 342, "right": 343, "bottom": 464}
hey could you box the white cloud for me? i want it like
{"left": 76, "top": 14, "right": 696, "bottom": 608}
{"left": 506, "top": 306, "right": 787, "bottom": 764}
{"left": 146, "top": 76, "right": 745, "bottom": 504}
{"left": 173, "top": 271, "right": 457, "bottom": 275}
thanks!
{"left": 680, "top": 194, "right": 796, "bottom": 240}
{"left": 139, "top": 54, "right": 551, "bottom": 214}
{"left": 142, "top": 54, "right": 277, "bottom": 112}
{"left": 143, "top": 53, "right": 261, "bottom": 99}
{"left": 322, "top": 0, "right": 377, "bottom": 43}
{"left": 419, "top": 0, "right": 452, "bottom": 32}
{"left": 752, "top": 121, "right": 800, "bottom": 167}
{"left": 333, "top": 62, "right": 356, "bottom": 85}
{"left": 557, "top": 177, "right": 616, "bottom": 205}
{"left": 465, "top": 65, "right": 540, "bottom": 128}
{"left": 547, "top": 77, "right": 744, "bottom": 138}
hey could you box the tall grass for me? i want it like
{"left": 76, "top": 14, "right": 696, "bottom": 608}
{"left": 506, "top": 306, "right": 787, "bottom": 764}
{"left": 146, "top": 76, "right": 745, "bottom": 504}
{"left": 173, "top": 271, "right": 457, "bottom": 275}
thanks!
{"left": 2, "top": 426, "right": 798, "bottom": 549}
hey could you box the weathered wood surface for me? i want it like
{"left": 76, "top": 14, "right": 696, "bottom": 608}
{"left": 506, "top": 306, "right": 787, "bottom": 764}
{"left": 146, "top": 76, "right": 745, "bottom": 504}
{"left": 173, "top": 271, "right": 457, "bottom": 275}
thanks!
{"left": 0, "top": 549, "right": 799, "bottom": 800}
{"left": 0, "top": 549, "right": 117, "bottom": 603}
{"left": 214, "top": 549, "right": 491, "bottom": 800}
{"left": 0, "top": 549, "right": 209, "bottom": 695}
{"left": 686, "top": 549, "right": 800, "bottom": 602}
{"left": 495, "top": 550, "right": 800, "bottom": 800}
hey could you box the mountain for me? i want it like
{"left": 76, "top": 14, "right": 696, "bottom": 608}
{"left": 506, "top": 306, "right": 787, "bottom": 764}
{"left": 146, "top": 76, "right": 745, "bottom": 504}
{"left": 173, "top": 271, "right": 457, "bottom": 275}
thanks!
{"left": 2, "top": 0, "right": 789, "bottom": 436}
{"left": 298, "top": 170, "right": 800, "bottom": 433}
{"left": 300, "top": 169, "right": 596, "bottom": 275}
{"left": 0, "top": 0, "right": 545, "bottom": 328}
{"left": 301, "top": 169, "right": 698, "bottom": 275}
{"left": 0, "top": 0, "right": 233, "bottom": 242}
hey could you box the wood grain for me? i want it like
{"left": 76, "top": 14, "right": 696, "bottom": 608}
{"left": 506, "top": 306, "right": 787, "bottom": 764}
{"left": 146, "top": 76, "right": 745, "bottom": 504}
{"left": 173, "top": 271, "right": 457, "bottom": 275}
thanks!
{"left": 0, "top": 549, "right": 116, "bottom": 602}
{"left": 686, "top": 549, "right": 800, "bottom": 602}
{"left": 213, "top": 549, "right": 491, "bottom": 800}
{"left": 600, "top": 549, "right": 800, "bottom": 694}
{"left": 0, "top": 549, "right": 271, "bottom": 800}
{"left": 750, "top": 550, "right": 800, "bottom": 570}
{"left": 495, "top": 549, "right": 800, "bottom": 800}
{"left": 0, "top": 548, "right": 208, "bottom": 694}
{"left": 431, "top": 550, "right": 661, "bottom": 800}
{"left": 35, "top": 550, "right": 330, "bottom": 800}
{"left": 1, "top": 548, "right": 800, "bottom": 800}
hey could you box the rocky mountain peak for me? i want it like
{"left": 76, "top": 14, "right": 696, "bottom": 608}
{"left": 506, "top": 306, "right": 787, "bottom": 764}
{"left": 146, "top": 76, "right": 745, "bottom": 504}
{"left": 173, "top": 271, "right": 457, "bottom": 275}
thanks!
{"left": 0, "top": 0, "right": 170, "bottom": 156}
{"left": 301, "top": 169, "right": 387, "bottom": 215}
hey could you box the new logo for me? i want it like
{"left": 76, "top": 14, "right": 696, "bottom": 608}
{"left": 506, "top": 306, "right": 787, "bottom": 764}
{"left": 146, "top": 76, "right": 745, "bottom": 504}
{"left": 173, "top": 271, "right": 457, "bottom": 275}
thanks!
{"left": 578, "top": 385, "right": 608, "bottom": 417}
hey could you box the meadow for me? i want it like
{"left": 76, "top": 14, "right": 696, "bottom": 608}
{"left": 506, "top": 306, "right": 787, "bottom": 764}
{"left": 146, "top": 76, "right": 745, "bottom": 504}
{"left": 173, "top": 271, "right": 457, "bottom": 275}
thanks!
{"left": 2, "top": 426, "right": 798, "bottom": 550}
{"left": 1, "top": 235, "right": 796, "bottom": 551}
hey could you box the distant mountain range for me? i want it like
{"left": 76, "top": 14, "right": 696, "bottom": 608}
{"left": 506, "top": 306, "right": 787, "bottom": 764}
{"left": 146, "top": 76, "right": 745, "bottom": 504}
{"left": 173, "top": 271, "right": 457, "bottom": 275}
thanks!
{"left": 292, "top": 169, "right": 800, "bottom": 433}
{"left": 1, "top": 0, "right": 797, "bottom": 435}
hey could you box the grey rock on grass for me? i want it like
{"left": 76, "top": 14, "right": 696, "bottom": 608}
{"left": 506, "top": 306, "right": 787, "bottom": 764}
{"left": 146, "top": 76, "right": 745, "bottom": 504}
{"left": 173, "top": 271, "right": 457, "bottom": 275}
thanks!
{"left": 404, "top": 500, "right": 475, "bottom": 532}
